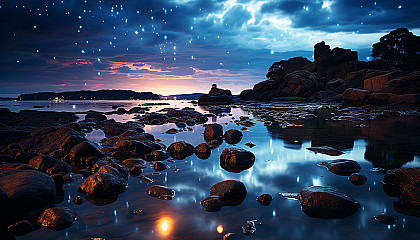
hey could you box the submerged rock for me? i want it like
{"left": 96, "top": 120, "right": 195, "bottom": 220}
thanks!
{"left": 374, "top": 213, "right": 398, "bottom": 225}
{"left": 349, "top": 173, "right": 367, "bottom": 185}
{"left": 37, "top": 207, "right": 77, "bottom": 230}
{"left": 318, "top": 159, "right": 361, "bottom": 176}
{"left": 307, "top": 146, "right": 344, "bottom": 156}
{"left": 167, "top": 141, "right": 195, "bottom": 160}
{"left": 144, "top": 150, "right": 170, "bottom": 162}
{"left": 146, "top": 185, "right": 175, "bottom": 200}
{"left": 242, "top": 220, "right": 260, "bottom": 235}
{"left": 257, "top": 194, "right": 273, "bottom": 206}
{"left": 153, "top": 162, "right": 167, "bottom": 171}
{"left": 298, "top": 186, "right": 360, "bottom": 219}
{"left": 223, "top": 233, "right": 245, "bottom": 240}
{"left": 220, "top": 147, "right": 255, "bottom": 173}
{"left": 200, "top": 196, "right": 222, "bottom": 212}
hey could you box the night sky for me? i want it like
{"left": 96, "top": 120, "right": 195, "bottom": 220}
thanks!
{"left": 1, "top": 0, "right": 419, "bottom": 97}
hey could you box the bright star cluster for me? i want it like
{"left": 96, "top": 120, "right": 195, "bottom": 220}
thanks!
{"left": 0, "top": 0, "right": 419, "bottom": 97}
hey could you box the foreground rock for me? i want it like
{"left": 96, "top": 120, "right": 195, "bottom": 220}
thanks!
{"left": 69, "top": 141, "right": 104, "bottom": 167}
{"left": 318, "top": 159, "right": 361, "bottom": 176}
{"left": 0, "top": 169, "right": 56, "bottom": 226}
{"left": 298, "top": 186, "right": 360, "bottom": 219}
{"left": 203, "top": 123, "right": 223, "bottom": 140}
{"left": 349, "top": 173, "right": 367, "bottom": 185}
{"left": 257, "top": 194, "right": 273, "bottom": 206}
{"left": 146, "top": 185, "right": 175, "bottom": 200}
{"left": 374, "top": 213, "right": 398, "bottom": 225}
{"left": 382, "top": 167, "right": 420, "bottom": 199}
{"left": 37, "top": 207, "right": 77, "bottom": 230}
{"left": 167, "top": 141, "right": 195, "bottom": 160}
{"left": 220, "top": 147, "right": 255, "bottom": 173}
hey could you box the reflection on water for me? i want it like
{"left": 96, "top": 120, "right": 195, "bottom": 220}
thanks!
{"left": 3, "top": 100, "right": 418, "bottom": 240}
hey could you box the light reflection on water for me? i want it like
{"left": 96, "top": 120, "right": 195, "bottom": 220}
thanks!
{"left": 5, "top": 100, "right": 419, "bottom": 240}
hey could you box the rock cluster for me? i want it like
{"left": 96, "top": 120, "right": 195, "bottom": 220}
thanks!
{"left": 198, "top": 84, "right": 234, "bottom": 105}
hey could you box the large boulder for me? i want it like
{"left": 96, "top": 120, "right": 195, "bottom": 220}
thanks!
{"left": 100, "top": 120, "right": 144, "bottom": 137}
{"left": 28, "top": 155, "right": 71, "bottom": 175}
{"left": 16, "top": 127, "right": 86, "bottom": 159}
{"left": 343, "top": 88, "right": 372, "bottom": 106}
{"left": 224, "top": 129, "right": 243, "bottom": 144}
{"left": 113, "top": 140, "right": 160, "bottom": 158}
{"left": 195, "top": 143, "right": 211, "bottom": 159}
{"left": 0, "top": 169, "right": 56, "bottom": 225}
{"left": 298, "top": 186, "right": 360, "bottom": 219}
{"left": 167, "top": 141, "right": 195, "bottom": 160}
{"left": 220, "top": 148, "right": 255, "bottom": 173}
{"left": 382, "top": 167, "right": 420, "bottom": 198}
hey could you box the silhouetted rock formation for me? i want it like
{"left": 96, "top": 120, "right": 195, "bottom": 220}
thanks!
{"left": 239, "top": 33, "right": 420, "bottom": 107}
{"left": 18, "top": 90, "right": 159, "bottom": 100}
{"left": 198, "top": 84, "right": 233, "bottom": 105}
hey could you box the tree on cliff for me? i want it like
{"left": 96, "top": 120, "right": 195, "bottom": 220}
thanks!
{"left": 371, "top": 28, "right": 420, "bottom": 70}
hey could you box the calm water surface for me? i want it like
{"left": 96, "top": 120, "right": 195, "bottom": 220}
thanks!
{"left": 2, "top": 100, "right": 419, "bottom": 240}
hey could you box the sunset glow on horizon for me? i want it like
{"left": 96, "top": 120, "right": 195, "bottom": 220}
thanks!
{"left": 1, "top": 0, "right": 419, "bottom": 97}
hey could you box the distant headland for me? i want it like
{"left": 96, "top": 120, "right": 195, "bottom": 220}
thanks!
{"left": 18, "top": 90, "right": 160, "bottom": 101}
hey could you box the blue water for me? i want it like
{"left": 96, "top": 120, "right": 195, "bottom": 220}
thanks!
{"left": 1, "top": 100, "right": 419, "bottom": 240}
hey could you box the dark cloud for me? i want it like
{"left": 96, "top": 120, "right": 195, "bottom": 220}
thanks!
{"left": 222, "top": 5, "right": 252, "bottom": 29}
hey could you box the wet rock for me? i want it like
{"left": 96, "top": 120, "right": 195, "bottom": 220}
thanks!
{"left": 257, "top": 194, "right": 273, "bottom": 206}
{"left": 97, "top": 165, "right": 128, "bottom": 181}
{"left": 167, "top": 141, "right": 195, "bottom": 160}
{"left": 85, "top": 111, "right": 106, "bottom": 122}
{"left": 51, "top": 174, "right": 64, "bottom": 189}
{"left": 318, "top": 159, "right": 361, "bottom": 176}
{"left": 0, "top": 169, "right": 56, "bottom": 225}
{"left": 153, "top": 162, "right": 167, "bottom": 171}
{"left": 203, "top": 123, "right": 223, "bottom": 140}
{"left": 349, "top": 173, "right": 367, "bottom": 186}
{"left": 16, "top": 127, "right": 86, "bottom": 158}
{"left": 28, "top": 155, "right": 71, "bottom": 175}
{"left": 14, "top": 150, "right": 32, "bottom": 164}
{"left": 37, "top": 207, "right": 77, "bottom": 230}
{"left": 374, "top": 213, "right": 398, "bottom": 225}
{"left": 209, "top": 180, "right": 247, "bottom": 203}
{"left": 0, "top": 163, "right": 34, "bottom": 171}
{"left": 342, "top": 88, "right": 372, "bottom": 106}
{"left": 220, "top": 147, "right": 255, "bottom": 173}
{"left": 144, "top": 150, "right": 170, "bottom": 161}
{"left": 108, "top": 151, "right": 129, "bottom": 161}
{"left": 242, "top": 220, "right": 260, "bottom": 235}
{"left": 307, "top": 146, "right": 344, "bottom": 156}
{"left": 224, "top": 129, "right": 243, "bottom": 144}
{"left": 101, "top": 121, "right": 144, "bottom": 137}
{"left": 7, "top": 220, "right": 36, "bottom": 236}
{"left": 165, "top": 128, "right": 178, "bottom": 134}
{"left": 129, "top": 165, "right": 143, "bottom": 177}
{"left": 78, "top": 172, "right": 127, "bottom": 197}
{"left": 113, "top": 140, "right": 160, "bottom": 158}
{"left": 200, "top": 196, "right": 222, "bottom": 212}
{"left": 73, "top": 196, "right": 83, "bottom": 205}
{"left": 223, "top": 233, "right": 245, "bottom": 240}
{"left": 146, "top": 185, "right": 175, "bottom": 200}
{"left": 69, "top": 141, "right": 104, "bottom": 167}
{"left": 120, "top": 158, "right": 146, "bottom": 168}
{"left": 194, "top": 143, "right": 211, "bottom": 160}
{"left": 245, "top": 142, "right": 256, "bottom": 148}
{"left": 382, "top": 167, "right": 420, "bottom": 197}
{"left": 401, "top": 184, "right": 420, "bottom": 206}
{"left": 298, "top": 186, "right": 360, "bottom": 219}
{"left": 64, "top": 122, "right": 82, "bottom": 132}
{"left": 0, "top": 154, "right": 15, "bottom": 163}
{"left": 175, "top": 122, "right": 186, "bottom": 128}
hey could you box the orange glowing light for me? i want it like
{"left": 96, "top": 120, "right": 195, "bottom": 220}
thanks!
{"left": 157, "top": 217, "right": 173, "bottom": 236}
{"left": 217, "top": 225, "right": 223, "bottom": 234}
